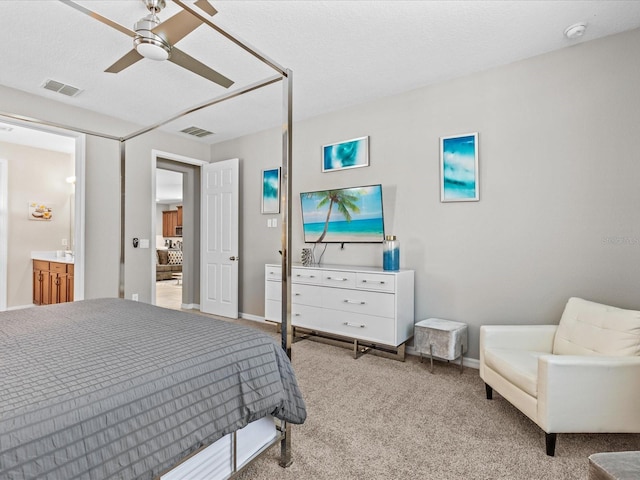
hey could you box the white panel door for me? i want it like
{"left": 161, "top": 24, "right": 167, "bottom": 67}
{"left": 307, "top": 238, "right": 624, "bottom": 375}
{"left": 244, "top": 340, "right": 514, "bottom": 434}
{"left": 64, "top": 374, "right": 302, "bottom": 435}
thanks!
{"left": 200, "top": 158, "right": 239, "bottom": 317}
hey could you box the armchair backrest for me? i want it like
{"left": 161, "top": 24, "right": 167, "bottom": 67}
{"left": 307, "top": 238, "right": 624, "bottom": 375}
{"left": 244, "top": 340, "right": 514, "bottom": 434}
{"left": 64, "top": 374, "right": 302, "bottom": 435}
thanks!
{"left": 553, "top": 297, "right": 640, "bottom": 356}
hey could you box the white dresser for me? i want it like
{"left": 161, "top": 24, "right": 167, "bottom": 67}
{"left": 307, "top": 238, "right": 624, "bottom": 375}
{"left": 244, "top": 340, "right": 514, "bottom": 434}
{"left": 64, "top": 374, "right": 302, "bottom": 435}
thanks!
{"left": 265, "top": 264, "right": 414, "bottom": 356}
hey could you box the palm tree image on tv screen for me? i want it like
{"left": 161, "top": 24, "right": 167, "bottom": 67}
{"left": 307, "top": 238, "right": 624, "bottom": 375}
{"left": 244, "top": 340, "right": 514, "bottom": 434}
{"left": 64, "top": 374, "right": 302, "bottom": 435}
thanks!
{"left": 300, "top": 185, "right": 385, "bottom": 243}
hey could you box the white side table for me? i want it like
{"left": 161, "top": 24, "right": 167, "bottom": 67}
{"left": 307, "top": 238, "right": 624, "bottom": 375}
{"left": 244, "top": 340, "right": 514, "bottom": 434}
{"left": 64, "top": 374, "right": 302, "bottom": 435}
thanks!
{"left": 414, "top": 318, "right": 468, "bottom": 373}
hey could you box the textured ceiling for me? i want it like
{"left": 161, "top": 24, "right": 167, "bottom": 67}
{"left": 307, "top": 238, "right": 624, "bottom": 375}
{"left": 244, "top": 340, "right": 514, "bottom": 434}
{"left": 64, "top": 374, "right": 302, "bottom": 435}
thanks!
{"left": 1, "top": 1, "right": 640, "bottom": 145}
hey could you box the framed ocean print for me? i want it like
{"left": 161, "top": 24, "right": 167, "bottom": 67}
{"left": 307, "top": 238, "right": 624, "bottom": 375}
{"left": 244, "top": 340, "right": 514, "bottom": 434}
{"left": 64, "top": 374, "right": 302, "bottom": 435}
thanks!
{"left": 322, "top": 136, "right": 369, "bottom": 172}
{"left": 440, "top": 132, "right": 479, "bottom": 202}
{"left": 261, "top": 167, "right": 280, "bottom": 214}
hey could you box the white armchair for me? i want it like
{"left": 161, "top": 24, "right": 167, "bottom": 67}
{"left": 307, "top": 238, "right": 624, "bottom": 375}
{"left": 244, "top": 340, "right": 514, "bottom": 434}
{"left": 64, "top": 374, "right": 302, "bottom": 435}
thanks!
{"left": 480, "top": 297, "right": 640, "bottom": 456}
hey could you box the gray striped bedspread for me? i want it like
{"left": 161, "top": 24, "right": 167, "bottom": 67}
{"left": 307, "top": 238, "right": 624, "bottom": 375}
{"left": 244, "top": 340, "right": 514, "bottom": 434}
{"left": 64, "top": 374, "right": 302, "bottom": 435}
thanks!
{"left": 0, "top": 298, "right": 306, "bottom": 479}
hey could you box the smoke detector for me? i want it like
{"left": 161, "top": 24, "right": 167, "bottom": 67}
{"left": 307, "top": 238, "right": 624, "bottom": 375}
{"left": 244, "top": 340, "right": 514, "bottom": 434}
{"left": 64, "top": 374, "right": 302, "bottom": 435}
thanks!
{"left": 564, "top": 23, "right": 587, "bottom": 40}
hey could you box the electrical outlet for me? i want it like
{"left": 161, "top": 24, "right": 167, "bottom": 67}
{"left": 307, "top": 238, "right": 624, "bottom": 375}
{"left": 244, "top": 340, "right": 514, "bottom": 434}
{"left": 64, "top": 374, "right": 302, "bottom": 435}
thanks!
{"left": 132, "top": 293, "right": 139, "bottom": 301}
{"left": 61, "top": 238, "right": 67, "bottom": 246}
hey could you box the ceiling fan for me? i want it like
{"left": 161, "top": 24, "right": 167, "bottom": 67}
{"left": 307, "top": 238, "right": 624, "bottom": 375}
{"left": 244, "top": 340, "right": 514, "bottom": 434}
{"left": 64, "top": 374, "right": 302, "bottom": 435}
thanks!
{"left": 60, "top": 0, "right": 233, "bottom": 88}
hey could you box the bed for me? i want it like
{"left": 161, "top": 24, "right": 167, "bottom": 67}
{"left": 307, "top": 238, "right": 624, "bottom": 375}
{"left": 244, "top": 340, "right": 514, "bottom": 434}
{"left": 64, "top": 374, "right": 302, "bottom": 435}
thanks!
{"left": 0, "top": 298, "right": 306, "bottom": 479}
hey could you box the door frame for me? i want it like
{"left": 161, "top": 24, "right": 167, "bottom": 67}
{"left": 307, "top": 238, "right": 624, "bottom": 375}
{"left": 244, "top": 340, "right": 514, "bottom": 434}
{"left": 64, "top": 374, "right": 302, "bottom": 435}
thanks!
{"left": 0, "top": 120, "right": 85, "bottom": 311}
{"left": 151, "top": 149, "right": 207, "bottom": 308}
{"left": 0, "top": 158, "right": 7, "bottom": 310}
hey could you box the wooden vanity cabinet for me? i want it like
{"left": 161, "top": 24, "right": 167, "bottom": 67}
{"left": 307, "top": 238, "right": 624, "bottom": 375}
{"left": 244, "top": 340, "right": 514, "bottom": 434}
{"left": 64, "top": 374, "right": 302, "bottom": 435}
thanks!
{"left": 33, "top": 260, "right": 74, "bottom": 306}
{"left": 33, "top": 260, "right": 51, "bottom": 306}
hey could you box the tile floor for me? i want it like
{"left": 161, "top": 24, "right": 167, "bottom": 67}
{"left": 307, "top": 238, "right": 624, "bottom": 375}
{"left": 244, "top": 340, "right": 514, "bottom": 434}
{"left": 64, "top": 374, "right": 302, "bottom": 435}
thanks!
{"left": 155, "top": 280, "right": 183, "bottom": 311}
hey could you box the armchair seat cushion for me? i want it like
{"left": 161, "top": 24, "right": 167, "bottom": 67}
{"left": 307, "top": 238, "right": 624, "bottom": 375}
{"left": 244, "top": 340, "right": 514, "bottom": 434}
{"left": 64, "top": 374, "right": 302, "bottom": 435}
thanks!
{"left": 484, "top": 348, "right": 546, "bottom": 397}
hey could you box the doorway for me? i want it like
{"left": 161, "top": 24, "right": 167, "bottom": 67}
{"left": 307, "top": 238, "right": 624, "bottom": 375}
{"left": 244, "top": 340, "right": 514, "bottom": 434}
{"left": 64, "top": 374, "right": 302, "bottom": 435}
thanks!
{"left": 0, "top": 118, "right": 85, "bottom": 311}
{"left": 152, "top": 150, "right": 205, "bottom": 310}
{"left": 155, "top": 169, "right": 184, "bottom": 310}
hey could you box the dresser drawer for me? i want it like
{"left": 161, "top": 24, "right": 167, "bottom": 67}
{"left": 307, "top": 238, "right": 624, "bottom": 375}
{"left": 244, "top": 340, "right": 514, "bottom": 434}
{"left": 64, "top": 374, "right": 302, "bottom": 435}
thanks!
{"left": 356, "top": 272, "right": 395, "bottom": 292}
{"left": 322, "top": 270, "right": 356, "bottom": 288}
{"left": 292, "top": 283, "right": 323, "bottom": 307}
{"left": 292, "top": 268, "right": 322, "bottom": 285}
{"left": 265, "top": 265, "right": 281, "bottom": 281}
{"left": 291, "top": 304, "right": 324, "bottom": 330}
{"left": 265, "top": 299, "right": 281, "bottom": 322}
{"left": 324, "top": 311, "right": 395, "bottom": 346}
{"left": 265, "top": 279, "right": 281, "bottom": 301}
{"left": 323, "top": 289, "right": 394, "bottom": 318}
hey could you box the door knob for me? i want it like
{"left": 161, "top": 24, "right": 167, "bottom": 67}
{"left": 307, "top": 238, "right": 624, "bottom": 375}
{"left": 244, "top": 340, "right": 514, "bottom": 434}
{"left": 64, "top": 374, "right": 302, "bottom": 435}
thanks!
{"left": 229, "top": 256, "right": 239, "bottom": 261}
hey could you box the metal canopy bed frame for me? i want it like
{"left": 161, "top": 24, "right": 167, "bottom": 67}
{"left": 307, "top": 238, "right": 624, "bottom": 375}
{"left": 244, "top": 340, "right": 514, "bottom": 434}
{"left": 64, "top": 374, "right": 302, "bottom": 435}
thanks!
{"left": 1, "top": 0, "right": 296, "bottom": 476}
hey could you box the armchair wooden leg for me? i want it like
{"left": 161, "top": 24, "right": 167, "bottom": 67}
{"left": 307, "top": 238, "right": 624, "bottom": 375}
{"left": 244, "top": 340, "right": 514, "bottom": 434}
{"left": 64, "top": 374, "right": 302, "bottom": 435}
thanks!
{"left": 545, "top": 433, "right": 556, "bottom": 456}
{"left": 485, "top": 383, "right": 493, "bottom": 400}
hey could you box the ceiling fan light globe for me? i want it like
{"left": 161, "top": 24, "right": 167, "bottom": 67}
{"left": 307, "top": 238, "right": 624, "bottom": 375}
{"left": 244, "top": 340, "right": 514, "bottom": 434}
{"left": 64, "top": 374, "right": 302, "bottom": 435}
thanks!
{"left": 135, "top": 41, "right": 170, "bottom": 61}
{"left": 133, "top": 13, "right": 171, "bottom": 60}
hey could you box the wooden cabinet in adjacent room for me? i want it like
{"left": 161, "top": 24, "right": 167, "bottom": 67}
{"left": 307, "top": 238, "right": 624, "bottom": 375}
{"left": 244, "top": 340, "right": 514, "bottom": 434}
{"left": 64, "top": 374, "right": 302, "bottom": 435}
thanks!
{"left": 162, "top": 206, "right": 183, "bottom": 237}
{"left": 33, "top": 260, "right": 74, "bottom": 306}
{"left": 162, "top": 210, "right": 177, "bottom": 237}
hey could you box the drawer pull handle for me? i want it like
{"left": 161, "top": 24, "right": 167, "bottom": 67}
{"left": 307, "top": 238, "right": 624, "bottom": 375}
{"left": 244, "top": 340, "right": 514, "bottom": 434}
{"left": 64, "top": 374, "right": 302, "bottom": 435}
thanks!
{"left": 343, "top": 322, "right": 365, "bottom": 328}
{"left": 362, "top": 280, "right": 385, "bottom": 285}
{"left": 296, "top": 274, "right": 316, "bottom": 279}
{"left": 294, "top": 293, "right": 301, "bottom": 296}
{"left": 327, "top": 276, "right": 348, "bottom": 281}
{"left": 344, "top": 300, "right": 365, "bottom": 305}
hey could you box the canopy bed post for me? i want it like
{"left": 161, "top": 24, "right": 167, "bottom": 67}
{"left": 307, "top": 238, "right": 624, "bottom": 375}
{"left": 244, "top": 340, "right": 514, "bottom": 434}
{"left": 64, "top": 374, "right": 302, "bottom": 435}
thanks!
{"left": 279, "top": 68, "right": 293, "bottom": 467}
{"left": 119, "top": 139, "right": 126, "bottom": 299}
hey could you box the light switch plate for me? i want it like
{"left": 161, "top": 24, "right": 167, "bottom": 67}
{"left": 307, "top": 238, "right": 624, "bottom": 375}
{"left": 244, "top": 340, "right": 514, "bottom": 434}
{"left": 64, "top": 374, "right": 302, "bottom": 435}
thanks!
{"left": 139, "top": 239, "right": 150, "bottom": 249}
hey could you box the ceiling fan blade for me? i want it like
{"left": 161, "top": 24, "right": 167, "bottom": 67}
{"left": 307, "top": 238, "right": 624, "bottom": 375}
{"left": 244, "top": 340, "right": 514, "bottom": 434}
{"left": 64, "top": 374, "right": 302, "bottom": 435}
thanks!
{"left": 58, "top": 0, "right": 135, "bottom": 37}
{"left": 105, "top": 49, "right": 144, "bottom": 73}
{"left": 194, "top": 0, "right": 218, "bottom": 16}
{"left": 168, "top": 48, "right": 233, "bottom": 88}
{"left": 152, "top": 10, "right": 202, "bottom": 45}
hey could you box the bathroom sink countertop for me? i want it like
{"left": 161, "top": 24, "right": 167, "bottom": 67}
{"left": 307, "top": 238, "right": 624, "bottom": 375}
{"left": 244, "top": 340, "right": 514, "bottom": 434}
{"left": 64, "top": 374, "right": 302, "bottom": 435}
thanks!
{"left": 31, "top": 251, "right": 74, "bottom": 264}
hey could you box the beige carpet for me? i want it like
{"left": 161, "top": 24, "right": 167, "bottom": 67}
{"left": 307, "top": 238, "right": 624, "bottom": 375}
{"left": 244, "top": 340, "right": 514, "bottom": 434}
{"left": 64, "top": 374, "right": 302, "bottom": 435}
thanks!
{"left": 222, "top": 319, "right": 640, "bottom": 480}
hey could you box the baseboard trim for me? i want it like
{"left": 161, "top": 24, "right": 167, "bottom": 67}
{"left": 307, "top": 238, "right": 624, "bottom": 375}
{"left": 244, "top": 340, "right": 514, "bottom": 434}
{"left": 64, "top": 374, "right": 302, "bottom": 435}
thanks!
{"left": 7, "top": 303, "right": 34, "bottom": 311}
{"left": 406, "top": 345, "right": 479, "bottom": 369}
{"left": 240, "top": 312, "right": 266, "bottom": 323}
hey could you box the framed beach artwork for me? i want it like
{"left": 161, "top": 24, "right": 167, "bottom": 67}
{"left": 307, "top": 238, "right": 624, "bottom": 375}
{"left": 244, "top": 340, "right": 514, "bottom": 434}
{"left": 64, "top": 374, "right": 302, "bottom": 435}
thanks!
{"left": 322, "top": 136, "right": 369, "bottom": 172}
{"left": 261, "top": 167, "right": 280, "bottom": 214}
{"left": 440, "top": 132, "right": 479, "bottom": 202}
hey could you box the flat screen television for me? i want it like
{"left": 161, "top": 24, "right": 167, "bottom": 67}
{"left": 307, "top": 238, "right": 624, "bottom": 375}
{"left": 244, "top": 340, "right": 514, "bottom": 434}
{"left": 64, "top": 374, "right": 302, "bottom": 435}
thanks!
{"left": 300, "top": 184, "right": 385, "bottom": 243}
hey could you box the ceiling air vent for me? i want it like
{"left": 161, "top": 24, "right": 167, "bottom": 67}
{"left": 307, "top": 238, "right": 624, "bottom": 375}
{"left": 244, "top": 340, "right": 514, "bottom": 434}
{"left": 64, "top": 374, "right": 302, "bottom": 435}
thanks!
{"left": 180, "top": 126, "right": 214, "bottom": 138}
{"left": 42, "top": 79, "right": 82, "bottom": 97}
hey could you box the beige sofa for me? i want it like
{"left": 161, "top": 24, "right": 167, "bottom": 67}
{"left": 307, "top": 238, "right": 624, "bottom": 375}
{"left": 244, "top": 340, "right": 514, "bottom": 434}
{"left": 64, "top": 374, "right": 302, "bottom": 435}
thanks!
{"left": 156, "top": 249, "right": 182, "bottom": 281}
{"left": 480, "top": 297, "right": 640, "bottom": 456}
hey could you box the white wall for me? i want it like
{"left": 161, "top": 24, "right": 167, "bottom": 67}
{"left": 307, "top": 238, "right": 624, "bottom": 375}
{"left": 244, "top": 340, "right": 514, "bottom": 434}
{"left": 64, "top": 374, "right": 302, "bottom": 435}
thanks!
{"left": 211, "top": 27, "right": 640, "bottom": 359}
{"left": 0, "top": 142, "right": 74, "bottom": 307}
